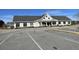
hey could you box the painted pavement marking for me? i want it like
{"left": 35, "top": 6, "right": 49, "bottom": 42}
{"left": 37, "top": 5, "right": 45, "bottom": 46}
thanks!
{"left": 26, "top": 32, "right": 43, "bottom": 50}
{"left": 0, "top": 33, "right": 13, "bottom": 45}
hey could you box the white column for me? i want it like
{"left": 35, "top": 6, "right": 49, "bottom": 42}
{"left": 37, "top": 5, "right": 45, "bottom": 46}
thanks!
{"left": 40, "top": 22, "right": 42, "bottom": 26}
{"left": 20, "top": 23, "right": 24, "bottom": 27}
{"left": 66, "top": 21, "right": 68, "bottom": 25}
{"left": 67, "top": 21, "right": 71, "bottom": 25}
{"left": 56, "top": 21, "right": 58, "bottom": 25}
{"left": 14, "top": 23, "right": 16, "bottom": 28}
{"left": 51, "top": 22, "right": 53, "bottom": 26}
{"left": 46, "top": 22, "right": 47, "bottom": 26}
{"left": 61, "top": 22, "right": 63, "bottom": 25}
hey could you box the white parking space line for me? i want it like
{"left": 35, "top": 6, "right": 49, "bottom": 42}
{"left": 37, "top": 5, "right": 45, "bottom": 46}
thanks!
{"left": 0, "top": 33, "right": 13, "bottom": 45}
{"left": 26, "top": 32, "right": 43, "bottom": 50}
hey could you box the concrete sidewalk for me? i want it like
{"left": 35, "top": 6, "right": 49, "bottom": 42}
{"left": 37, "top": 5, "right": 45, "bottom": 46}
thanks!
{"left": 50, "top": 29, "right": 79, "bottom": 35}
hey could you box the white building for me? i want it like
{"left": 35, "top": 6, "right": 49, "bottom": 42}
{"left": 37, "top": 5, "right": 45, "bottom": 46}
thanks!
{"left": 13, "top": 13, "right": 71, "bottom": 28}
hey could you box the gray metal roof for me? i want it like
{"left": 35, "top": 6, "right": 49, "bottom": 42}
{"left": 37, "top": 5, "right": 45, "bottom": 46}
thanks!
{"left": 13, "top": 16, "right": 71, "bottom": 22}
{"left": 51, "top": 16, "right": 71, "bottom": 21}
{"left": 13, "top": 16, "right": 42, "bottom": 22}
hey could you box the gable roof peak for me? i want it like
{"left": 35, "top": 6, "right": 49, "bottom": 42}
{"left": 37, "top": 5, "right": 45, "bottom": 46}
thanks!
{"left": 43, "top": 13, "right": 49, "bottom": 16}
{"left": 42, "top": 13, "right": 52, "bottom": 18}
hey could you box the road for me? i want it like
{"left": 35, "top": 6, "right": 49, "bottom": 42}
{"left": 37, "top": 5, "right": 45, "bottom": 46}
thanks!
{"left": 0, "top": 28, "right": 79, "bottom": 50}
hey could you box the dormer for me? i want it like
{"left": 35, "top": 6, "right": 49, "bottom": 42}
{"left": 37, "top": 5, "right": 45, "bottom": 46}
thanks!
{"left": 41, "top": 13, "right": 53, "bottom": 21}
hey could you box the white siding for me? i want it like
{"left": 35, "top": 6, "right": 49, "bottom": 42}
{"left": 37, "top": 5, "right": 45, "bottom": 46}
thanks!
{"left": 42, "top": 13, "right": 52, "bottom": 21}
{"left": 20, "top": 23, "right": 24, "bottom": 27}
{"left": 27, "top": 23, "right": 30, "bottom": 27}
{"left": 14, "top": 23, "right": 16, "bottom": 28}
{"left": 33, "top": 22, "right": 40, "bottom": 27}
{"left": 66, "top": 21, "right": 71, "bottom": 25}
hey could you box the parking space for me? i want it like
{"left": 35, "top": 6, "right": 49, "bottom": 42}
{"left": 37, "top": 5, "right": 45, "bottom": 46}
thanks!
{"left": 27, "top": 30, "right": 79, "bottom": 50}
{"left": 0, "top": 27, "right": 79, "bottom": 50}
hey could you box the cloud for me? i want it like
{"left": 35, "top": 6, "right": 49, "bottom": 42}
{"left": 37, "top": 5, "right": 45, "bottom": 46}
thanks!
{"left": 44, "top": 10, "right": 65, "bottom": 15}
{"left": 0, "top": 15, "right": 13, "bottom": 23}
{"left": 68, "top": 16, "right": 79, "bottom": 21}
{"left": 44, "top": 10, "right": 79, "bottom": 20}
{"left": 46, "top": 10, "right": 62, "bottom": 15}
{"left": 44, "top": 10, "right": 77, "bottom": 16}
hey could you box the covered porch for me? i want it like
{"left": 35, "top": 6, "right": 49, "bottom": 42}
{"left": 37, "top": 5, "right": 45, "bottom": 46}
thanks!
{"left": 39, "top": 21, "right": 58, "bottom": 27}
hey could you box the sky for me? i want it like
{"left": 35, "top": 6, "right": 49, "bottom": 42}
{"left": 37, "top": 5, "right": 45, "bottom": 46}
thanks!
{"left": 0, "top": 9, "right": 79, "bottom": 23}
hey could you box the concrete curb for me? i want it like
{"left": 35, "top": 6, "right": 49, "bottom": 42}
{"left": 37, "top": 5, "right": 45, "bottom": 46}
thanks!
{"left": 51, "top": 29, "right": 79, "bottom": 35}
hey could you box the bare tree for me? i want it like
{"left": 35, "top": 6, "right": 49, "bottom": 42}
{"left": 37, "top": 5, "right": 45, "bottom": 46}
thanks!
{"left": 0, "top": 20, "right": 5, "bottom": 28}
{"left": 74, "top": 13, "right": 79, "bottom": 20}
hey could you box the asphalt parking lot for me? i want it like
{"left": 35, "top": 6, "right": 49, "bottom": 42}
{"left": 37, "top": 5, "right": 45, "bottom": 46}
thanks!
{"left": 0, "top": 27, "right": 79, "bottom": 50}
